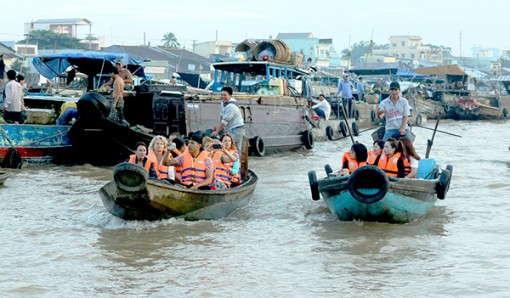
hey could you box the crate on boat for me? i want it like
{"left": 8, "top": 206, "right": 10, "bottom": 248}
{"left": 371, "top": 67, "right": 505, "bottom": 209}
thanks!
{"left": 25, "top": 108, "right": 55, "bottom": 124}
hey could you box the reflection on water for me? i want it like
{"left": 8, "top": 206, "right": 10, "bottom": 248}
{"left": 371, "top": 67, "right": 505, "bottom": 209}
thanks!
{"left": 1, "top": 121, "right": 510, "bottom": 296}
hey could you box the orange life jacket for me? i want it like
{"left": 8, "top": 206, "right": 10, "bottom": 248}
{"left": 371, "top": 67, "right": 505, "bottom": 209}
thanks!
{"left": 376, "top": 153, "right": 388, "bottom": 169}
{"left": 367, "top": 150, "right": 380, "bottom": 165}
{"left": 128, "top": 155, "right": 156, "bottom": 174}
{"left": 344, "top": 154, "right": 367, "bottom": 174}
{"left": 148, "top": 151, "right": 170, "bottom": 179}
{"left": 181, "top": 150, "right": 215, "bottom": 188}
{"left": 212, "top": 151, "right": 231, "bottom": 187}
{"left": 382, "top": 152, "right": 403, "bottom": 177}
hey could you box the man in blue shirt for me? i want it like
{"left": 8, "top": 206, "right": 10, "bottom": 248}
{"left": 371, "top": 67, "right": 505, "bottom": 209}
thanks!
{"left": 356, "top": 77, "right": 365, "bottom": 102}
{"left": 334, "top": 73, "right": 354, "bottom": 118}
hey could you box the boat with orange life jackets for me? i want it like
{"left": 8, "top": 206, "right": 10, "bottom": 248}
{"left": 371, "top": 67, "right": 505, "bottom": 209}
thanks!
{"left": 99, "top": 137, "right": 257, "bottom": 220}
{"left": 307, "top": 124, "right": 452, "bottom": 224}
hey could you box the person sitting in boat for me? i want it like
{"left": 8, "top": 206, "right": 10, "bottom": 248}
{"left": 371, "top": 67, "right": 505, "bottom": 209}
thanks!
{"left": 311, "top": 94, "right": 331, "bottom": 122}
{"left": 169, "top": 137, "right": 188, "bottom": 183}
{"left": 338, "top": 143, "right": 368, "bottom": 176}
{"left": 56, "top": 101, "right": 78, "bottom": 125}
{"left": 163, "top": 133, "right": 215, "bottom": 190}
{"left": 399, "top": 137, "right": 421, "bottom": 179}
{"left": 368, "top": 140, "right": 385, "bottom": 165}
{"left": 148, "top": 135, "right": 176, "bottom": 182}
{"left": 376, "top": 137, "right": 406, "bottom": 178}
{"left": 220, "top": 134, "right": 242, "bottom": 186}
{"left": 127, "top": 141, "right": 158, "bottom": 178}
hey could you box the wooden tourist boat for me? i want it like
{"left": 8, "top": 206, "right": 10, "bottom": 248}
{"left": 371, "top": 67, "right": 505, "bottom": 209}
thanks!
{"left": 99, "top": 162, "right": 258, "bottom": 221}
{"left": 308, "top": 163, "right": 452, "bottom": 224}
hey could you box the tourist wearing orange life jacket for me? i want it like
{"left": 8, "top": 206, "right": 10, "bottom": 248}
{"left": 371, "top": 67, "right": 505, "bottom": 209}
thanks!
{"left": 377, "top": 137, "right": 406, "bottom": 178}
{"left": 339, "top": 143, "right": 368, "bottom": 176}
{"left": 148, "top": 135, "right": 177, "bottom": 181}
{"left": 399, "top": 137, "right": 421, "bottom": 178}
{"left": 368, "top": 140, "right": 385, "bottom": 165}
{"left": 219, "top": 134, "right": 241, "bottom": 185}
{"left": 127, "top": 141, "right": 158, "bottom": 178}
{"left": 163, "top": 133, "right": 215, "bottom": 190}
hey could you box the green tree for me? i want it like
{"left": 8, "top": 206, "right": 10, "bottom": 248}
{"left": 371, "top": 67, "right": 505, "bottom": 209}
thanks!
{"left": 161, "top": 32, "right": 180, "bottom": 48}
{"left": 11, "top": 58, "right": 29, "bottom": 75}
{"left": 17, "top": 29, "right": 88, "bottom": 50}
{"left": 342, "top": 41, "right": 386, "bottom": 63}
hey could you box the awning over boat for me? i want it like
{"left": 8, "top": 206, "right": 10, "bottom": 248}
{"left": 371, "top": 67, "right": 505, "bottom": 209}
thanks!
{"left": 32, "top": 51, "right": 146, "bottom": 79}
{"left": 348, "top": 68, "right": 398, "bottom": 76}
{"left": 396, "top": 69, "right": 427, "bottom": 78}
{"left": 414, "top": 64, "right": 467, "bottom": 76}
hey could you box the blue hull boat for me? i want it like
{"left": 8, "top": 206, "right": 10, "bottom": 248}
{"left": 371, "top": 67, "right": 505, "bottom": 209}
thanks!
{"left": 309, "top": 163, "right": 452, "bottom": 224}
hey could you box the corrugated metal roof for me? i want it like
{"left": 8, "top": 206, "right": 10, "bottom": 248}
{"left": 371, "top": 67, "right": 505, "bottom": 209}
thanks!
{"left": 276, "top": 33, "right": 314, "bottom": 39}
{"left": 414, "top": 64, "right": 466, "bottom": 76}
{"left": 496, "top": 76, "right": 510, "bottom": 81}
{"left": 33, "top": 18, "right": 92, "bottom": 25}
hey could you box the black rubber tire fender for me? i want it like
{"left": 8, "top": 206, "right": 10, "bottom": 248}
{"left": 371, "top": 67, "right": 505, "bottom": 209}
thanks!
{"left": 339, "top": 121, "right": 347, "bottom": 137}
{"left": 324, "top": 164, "right": 333, "bottom": 176}
{"left": 303, "top": 130, "right": 314, "bottom": 149}
{"left": 113, "top": 162, "right": 149, "bottom": 193}
{"left": 325, "top": 126, "right": 334, "bottom": 141}
{"left": 370, "top": 109, "right": 377, "bottom": 122}
{"left": 77, "top": 92, "right": 111, "bottom": 120}
{"left": 436, "top": 168, "right": 451, "bottom": 200}
{"left": 351, "top": 122, "right": 359, "bottom": 136}
{"left": 415, "top": 114, "right": 422, "bottom": 126}
{"left": 503, "top": 108, "right": 508, "bottom": 118}
{"left": 353, "top": 109, "right": 360, "bottom": 120}
{"left": 249, "top": 136, "right": 265, "bottom": 157}
{"left": 348, "top": 165, "right": 389, "bottom": 204}
{"left": 308, "top": 170, "right": 321, "bottom": 201}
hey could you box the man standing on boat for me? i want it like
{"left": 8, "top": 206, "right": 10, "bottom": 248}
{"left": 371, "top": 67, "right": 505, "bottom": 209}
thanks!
{"left": 356, "top": 77, "right": 365, "bottom": 102}
{"left": 101, "top": 60, "right": 133, "bottom": 90}
{"left": 334, "top": 73, "right": 354, "bottom": 118}
{"left": 377, "top": 82, "right": 412, "bottom": 141}
{"left": 108, "top": 68, "right": 126, "bottom": 124}
{"left": 2, "top": 70, "right": 23, "bottom": 124}
{"left": 210, "top": 86, "right": 245, "bottom": 153}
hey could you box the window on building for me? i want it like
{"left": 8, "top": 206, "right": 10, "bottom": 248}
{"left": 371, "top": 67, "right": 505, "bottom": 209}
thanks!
{"left": 392, "top": 43, "right": 397, "bottom": 48}
{"left": 401, "top": 41, "right": 405, "bottom": 47}
{"left": 411, "top": 54, "right": 415, "bottom": 59}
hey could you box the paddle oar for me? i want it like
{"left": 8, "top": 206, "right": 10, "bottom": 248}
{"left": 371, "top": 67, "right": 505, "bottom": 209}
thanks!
{"left": 340, "top": 103, "right": 355, "bottom": 144}
{"left": 414, "top": 125, "right": 462, "bottom": 138}
{"left": 425, "top": 113, "right": 441, "bottom": 159}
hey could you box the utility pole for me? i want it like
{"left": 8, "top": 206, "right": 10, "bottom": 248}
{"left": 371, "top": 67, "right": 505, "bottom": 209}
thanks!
{"left": 459, "top": 30, "right": 462, "bottom": 58}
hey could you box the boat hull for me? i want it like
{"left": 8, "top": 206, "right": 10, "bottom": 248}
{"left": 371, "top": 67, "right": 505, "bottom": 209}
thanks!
{"left": 319, "top": 177, "right": 438, "bottom": 223}
{"left": 0, "top": 124, "right": 72, "bottom": 164}
{"left": 313, "top": 165, "right": 449, "bottom": 224}
{"left": 0, "top": 172, "right": 11, "bottom": 185}
{"left": 99, "top": 170, "right": 258, "bottom": 221}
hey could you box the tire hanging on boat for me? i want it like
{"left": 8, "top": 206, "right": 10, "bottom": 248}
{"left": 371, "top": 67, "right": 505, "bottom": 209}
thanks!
{"left": 339, "top": 121, "right": 347, "bottom": 137}
{"left": 415, "top": 114, "right": 422, "bottom": 126}
{"left": 113, "top": 162, "right": 149, "bottom": 193}
{"left": 308, "top": 170, "right": 321, "bottom": 201}
{"left": 503, "top": 108, "right": 508, "bottom": 118}
{"left": 347, "top": 165, "right": 389, "bottom": 204}
{"left": 325, "top": 126, "right": 334, "bottom": 141}
{"left": 370, "top": 110, "right": 376, "bottom": 122}
{"left": 351, "top": 122, "right": 359, "bottom": 136}
{"left": 324, "top": 164, "right": 333, "bottom": 176}
{"left": 436, "top": 168, "right": 451, "bottom": 200}
{"left": 249, "top": 136, "right": 265, "bottom": 157}
{"left": 353, "top": 109, "right": 360, "bottom": 120}
{"left": 77, "top": 92, "right": 111, "bottom": 120}
{"left": 303, "top": 130, "right": 314, "bottom": 149}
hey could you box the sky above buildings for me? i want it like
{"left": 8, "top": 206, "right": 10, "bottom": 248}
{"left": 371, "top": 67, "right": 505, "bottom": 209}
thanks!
{"left": 1, "top": 0, "right": 506, "bottom": 57}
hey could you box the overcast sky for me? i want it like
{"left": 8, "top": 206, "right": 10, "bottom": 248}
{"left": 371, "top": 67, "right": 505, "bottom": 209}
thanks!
{"left": 1, "top": 0, "right": 507, "bottom": 57}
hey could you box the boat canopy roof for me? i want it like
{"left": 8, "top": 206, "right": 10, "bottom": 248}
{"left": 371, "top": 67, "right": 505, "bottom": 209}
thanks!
{"left": 32, "top": 51, "right": 146, "bottom": 79}
{"left": 414, "top": 64, "right": 467, "bottom": 76}
{"left": 212, "top": 61, "right": 309, "bottom": 79}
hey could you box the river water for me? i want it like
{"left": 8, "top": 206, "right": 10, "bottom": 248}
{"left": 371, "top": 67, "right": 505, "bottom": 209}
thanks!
{"left": 1, "top": 120, "right": 510, "bottom": 297}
